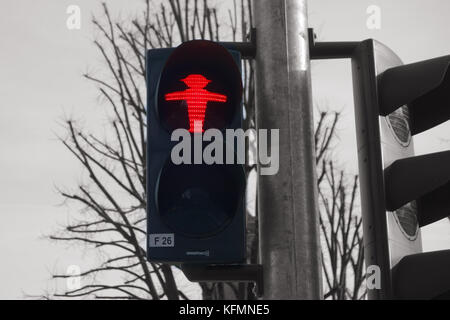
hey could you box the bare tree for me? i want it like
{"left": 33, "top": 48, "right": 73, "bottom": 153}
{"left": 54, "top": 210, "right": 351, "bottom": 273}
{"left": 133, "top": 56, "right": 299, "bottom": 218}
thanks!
{"left": 315, "top": 111, "right": 366, "bottom": 300}
{"left": 50, "top": 0, "right": 363, "bottom": 300}
{"left": 50, "top": 0, "right": 253, "bottom": 300}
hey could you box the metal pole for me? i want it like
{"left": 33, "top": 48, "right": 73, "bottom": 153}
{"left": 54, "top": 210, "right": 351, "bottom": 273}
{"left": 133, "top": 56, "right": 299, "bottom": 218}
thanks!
{"left": 253, "top": 0, "right": 322, "bottom": 299}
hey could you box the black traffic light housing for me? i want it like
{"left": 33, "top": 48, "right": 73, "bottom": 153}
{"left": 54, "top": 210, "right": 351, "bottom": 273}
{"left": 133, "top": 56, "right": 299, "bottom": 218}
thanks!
{"left": 146, "top": 40, "right": 246, "bottom": 264}
{"left": 351, "top": 39, "right": 450, "bottom": 299}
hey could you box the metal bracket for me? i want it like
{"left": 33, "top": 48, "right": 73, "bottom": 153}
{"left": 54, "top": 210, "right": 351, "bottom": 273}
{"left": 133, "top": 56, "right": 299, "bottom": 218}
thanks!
{"left": 180, "top": 263, "right": 263, "bottom": 297}
{"left": 220, "top": 28, "right": 256, "bottom": 60}
{"left": 308, "top": 28, "right": 359, "bottom": 60}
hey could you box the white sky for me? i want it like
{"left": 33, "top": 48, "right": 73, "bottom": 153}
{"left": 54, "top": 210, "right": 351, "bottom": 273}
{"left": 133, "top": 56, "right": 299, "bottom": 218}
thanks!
{"left": 0, "top": 0, "right": 449, "bottom": 299}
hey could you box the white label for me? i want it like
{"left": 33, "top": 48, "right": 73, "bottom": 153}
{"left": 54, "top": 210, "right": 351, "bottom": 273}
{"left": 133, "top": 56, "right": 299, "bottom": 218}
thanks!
{"left": 186, "top": 250, "right": 210, "bottom": 257}
{"left": 149, "top": 234, "right": 174, "bottom": 247}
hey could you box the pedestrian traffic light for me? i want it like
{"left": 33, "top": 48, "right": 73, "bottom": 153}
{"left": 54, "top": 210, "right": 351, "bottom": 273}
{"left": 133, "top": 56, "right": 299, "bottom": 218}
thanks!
{"left": 146, "top": 40, "right": 246, "bottom": 264}
{"left": 352, "top": 39, "right": 450, "bottom": 299}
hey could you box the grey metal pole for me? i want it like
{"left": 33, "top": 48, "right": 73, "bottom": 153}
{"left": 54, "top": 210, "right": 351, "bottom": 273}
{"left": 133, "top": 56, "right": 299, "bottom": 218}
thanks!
{"left": 253, "top": 0, "right": 322, "bottom": 299}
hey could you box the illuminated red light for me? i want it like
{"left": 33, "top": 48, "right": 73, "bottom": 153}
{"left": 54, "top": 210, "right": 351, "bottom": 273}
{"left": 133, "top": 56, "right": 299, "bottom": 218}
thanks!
{"left": 165, "top": 74, "right": 227, "bottom": 132}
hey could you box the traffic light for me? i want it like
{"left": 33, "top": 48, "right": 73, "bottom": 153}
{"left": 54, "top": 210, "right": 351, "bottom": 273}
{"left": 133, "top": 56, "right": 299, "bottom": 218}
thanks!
{"left": 146, "top": 40, "right": 246, "bottom": 264}
{"left": 352, "top": 39, "right": 450, "bottom": 299}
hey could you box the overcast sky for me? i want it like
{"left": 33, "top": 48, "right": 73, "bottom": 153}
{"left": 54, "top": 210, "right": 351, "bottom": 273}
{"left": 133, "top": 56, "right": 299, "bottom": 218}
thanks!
{"left": 0, "top": 0, "right": 449, "bottom": 299}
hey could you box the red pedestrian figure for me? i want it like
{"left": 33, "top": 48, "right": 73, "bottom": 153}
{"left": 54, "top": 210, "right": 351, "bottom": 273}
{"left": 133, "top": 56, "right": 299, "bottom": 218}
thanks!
{"left": 165, "top": 74, "right": 227, "bottom": 132}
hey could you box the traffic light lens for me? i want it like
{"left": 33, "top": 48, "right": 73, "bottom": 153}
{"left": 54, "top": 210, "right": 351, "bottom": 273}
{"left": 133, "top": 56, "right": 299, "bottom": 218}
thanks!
{"left": 394, "top": 202, "right": 419, "bottom": 239}
{"left": 386, "top": 105, "right": 412, "bottom": 147}
{"left": 157, "top": 161, "right": 245, "bottom": 238}
{"left": 157, "top": 40, "right": 242, "bottom": 133}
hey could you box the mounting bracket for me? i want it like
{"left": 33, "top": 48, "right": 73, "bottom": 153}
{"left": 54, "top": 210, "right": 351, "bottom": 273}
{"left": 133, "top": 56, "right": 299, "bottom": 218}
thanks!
{"left": 308, "top": 28, "right": 359, "bottom": 60}
{"left": 180, "top": 263, "right": 263, "bottom": 297}
{"left": 220, "top": 28, "right": 256, "bottom": 60}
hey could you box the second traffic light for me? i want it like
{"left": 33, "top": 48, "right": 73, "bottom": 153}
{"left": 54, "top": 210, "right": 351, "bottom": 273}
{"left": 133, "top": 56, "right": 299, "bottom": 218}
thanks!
{"left": 146, "top": 40, "right": 246, "bottom": 264}
{"left": 352, "top": 39, "right": 450, "bottom": 299}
